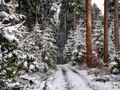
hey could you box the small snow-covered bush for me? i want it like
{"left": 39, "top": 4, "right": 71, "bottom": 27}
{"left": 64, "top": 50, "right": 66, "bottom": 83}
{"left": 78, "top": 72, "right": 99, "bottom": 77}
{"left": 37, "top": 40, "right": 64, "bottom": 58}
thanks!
{"left": 110, "top": 56, "right": 120, "bottom": 74}
{"left": 71, "top": 45, "right": 86, "bottom": 65}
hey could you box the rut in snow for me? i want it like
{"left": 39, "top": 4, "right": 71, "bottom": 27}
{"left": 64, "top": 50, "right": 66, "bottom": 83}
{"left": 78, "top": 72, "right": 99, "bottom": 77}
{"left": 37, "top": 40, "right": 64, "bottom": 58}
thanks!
{"left": 61, "top": 67, "right": 73, "bottom": 90}
{"left": 68, "top": 67, "right": 97, "bottom": 90}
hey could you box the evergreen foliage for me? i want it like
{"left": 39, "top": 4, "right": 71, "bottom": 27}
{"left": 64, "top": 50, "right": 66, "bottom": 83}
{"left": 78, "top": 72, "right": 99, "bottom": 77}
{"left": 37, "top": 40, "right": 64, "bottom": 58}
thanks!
{"left": 20, "top": 0, "right": 55, "bottom": 30}
{"left": 110, "top": 56, "right": 120, "bottom": 74}
{"left": 0, "top": 1, "right": 58, "bottom": 89}
{"left": 0, "top": 1, "right": 26, "bottom": 89}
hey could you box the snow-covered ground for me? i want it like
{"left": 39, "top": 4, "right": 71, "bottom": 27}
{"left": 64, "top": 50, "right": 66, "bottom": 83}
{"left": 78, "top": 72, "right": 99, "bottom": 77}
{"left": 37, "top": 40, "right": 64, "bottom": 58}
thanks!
{"left": 5, "top": 64, "right": 120, "bottom": 90}
{"left": 32, "top": 65, "right": 120, "bottom": 90}
{"left": 38, "top": 64, "right": 120, "bottom": 90}
{"left": 71, "top": 66, "right": 120, "bottom": 90}
{"left": 40, "top": 65, "right": 92, "bottom": 90}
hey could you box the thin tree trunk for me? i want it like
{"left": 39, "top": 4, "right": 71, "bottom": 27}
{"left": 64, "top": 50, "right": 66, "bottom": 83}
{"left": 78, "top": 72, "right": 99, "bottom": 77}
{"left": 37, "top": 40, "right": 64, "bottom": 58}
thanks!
{"left": 73, "top": 9, "right": 76, "bottom": 31}
{"left": 73, "top": 0, "right": 76, "bottom": 31}
{"left": 86, "top": 0, "right": 93, "bottom": 67}
{"left": 104, "top": 0, "right": 109, "bottom": 64}
{"left": 114, "top": 0, "right": 119, "bottom": 52}
{"left": 64, "top": 13, "right": 67, "bottom": 44}
{"left": 18, "top": 0, "right": 21, "bottom": 13}
{"left": 12, "top": 0, "right": 16, "bottom": 13}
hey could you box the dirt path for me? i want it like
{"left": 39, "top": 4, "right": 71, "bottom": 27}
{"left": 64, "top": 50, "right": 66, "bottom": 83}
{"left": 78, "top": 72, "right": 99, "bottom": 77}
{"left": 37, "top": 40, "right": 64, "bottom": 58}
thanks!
{"left": 40, "top": 65, "right": 93, "bottom": 90}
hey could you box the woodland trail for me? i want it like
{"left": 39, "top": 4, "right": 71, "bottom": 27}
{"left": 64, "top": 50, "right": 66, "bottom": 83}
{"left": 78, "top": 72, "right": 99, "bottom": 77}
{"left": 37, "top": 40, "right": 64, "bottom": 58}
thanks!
{"left": 40, "top": 65, "right": 93, "bottom": 90}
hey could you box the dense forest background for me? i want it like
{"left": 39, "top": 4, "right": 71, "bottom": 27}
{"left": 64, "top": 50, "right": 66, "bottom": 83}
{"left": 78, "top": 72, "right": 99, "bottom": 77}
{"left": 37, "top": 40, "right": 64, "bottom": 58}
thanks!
{"left": 1, "top": 0, "right": 120, "bottom": 90}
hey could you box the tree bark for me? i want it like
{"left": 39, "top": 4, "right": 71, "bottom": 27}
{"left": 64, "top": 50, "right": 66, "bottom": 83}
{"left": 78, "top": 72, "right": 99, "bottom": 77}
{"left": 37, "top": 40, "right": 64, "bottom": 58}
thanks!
{"left": 86, "top": 0, "right": 93, "bottom": 67}
{"left": 73, "top": 9, "right": 76, "bottom": 31}
{"left": 104, "top": 0, "right": 109, "bottom": 64}
{"left": 114, "top": 0, "right": 119, "bottom": 52}
{"left": 64, "top": 13, "right": 67, "bottom": 44}
{"left": 18, "top": 0, "right": 21, "bottom": 13}
{"left": 12, "top": 0, "right": 16, "bottom": 13}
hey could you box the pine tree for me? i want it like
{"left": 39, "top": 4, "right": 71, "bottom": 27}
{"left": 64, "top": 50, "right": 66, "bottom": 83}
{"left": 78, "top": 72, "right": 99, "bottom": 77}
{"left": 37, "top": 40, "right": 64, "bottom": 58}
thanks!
{"left": 64, "top": 30, "right": 75, "bottom": 62}
{"left": 58, "top": 0, "right": 73, "bottom": 63}
{"left": 92, "top": 4, "right": 104, "bottom": 59}
{"left": 19, "top": 0, "right": 54, "bottom": 30}
{"left": 108, "top": 0, "right": 116, "bottom": 61}
{"left": 110, "top": 0, "right": 120, "bottom": 74}
{"left": 0, "top": 1, "right": 27, "bottom": 89}
{"left": 41, "top": 27, "right": 57, "bottom": 71}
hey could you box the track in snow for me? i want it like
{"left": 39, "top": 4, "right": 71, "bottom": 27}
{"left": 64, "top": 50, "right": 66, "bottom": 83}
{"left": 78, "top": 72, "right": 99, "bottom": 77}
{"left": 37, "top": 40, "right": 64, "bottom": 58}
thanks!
{"left": 40, "top": 65, "right": 93, "bottom": 90}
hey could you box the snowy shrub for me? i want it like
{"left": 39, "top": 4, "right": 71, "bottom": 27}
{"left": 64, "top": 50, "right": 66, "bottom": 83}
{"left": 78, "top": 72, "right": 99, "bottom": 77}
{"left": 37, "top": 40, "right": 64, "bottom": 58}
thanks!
{"left": 110, "top": 56, "right": 120, "bottom": 74}
{"left": 91, "top": 51, "right": 103, "bottom": 68}
{"left": 71, "top": 45, "right": 86, "bottom": 65}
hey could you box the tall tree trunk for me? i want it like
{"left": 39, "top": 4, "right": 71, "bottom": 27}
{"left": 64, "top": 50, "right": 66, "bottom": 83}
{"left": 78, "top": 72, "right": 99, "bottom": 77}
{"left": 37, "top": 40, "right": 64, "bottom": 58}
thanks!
{"left": 64, "top": 13, "right": 67, "bottom": 44}
{"left": 18, "top": 0, "right": 21, "bottom": 13}
{"left": 104, "top": 0, "right": 109, "bottom": 64}
{"left": 12, "top": 0, "right": 16, "bottom": 13}
{"left": 73, "top": 9, "right": 76, "bottom": 31}
{"left": 114, "top": 0, "right": 119, "bottom": 52}
{"left": 86, "top": 0, "right": 93, "bottom": 67}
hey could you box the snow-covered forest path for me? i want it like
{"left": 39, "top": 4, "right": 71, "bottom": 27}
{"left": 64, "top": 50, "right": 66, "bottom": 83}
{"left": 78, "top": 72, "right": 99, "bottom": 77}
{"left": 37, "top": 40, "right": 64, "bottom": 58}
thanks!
{"left": 40, "top": 65, "right": 93, "bottom": 90}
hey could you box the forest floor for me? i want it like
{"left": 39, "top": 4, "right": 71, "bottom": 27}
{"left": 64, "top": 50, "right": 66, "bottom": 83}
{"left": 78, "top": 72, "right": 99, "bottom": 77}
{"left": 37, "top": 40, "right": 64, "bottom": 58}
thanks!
{"left": 39, "top": 64, "right": 93, "bottom": 90}
{"left": 21, "top": 64, "right": 120, "bottom": 90}
{"left": 38, "top": 64, "right": 120, "bottom": 90}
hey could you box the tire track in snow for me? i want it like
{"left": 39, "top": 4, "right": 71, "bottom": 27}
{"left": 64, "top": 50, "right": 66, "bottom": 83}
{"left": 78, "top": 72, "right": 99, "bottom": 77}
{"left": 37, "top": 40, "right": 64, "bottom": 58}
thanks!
{"left": 61, "top": 67, "right": 73, "bottom": 90}
{"left": 68, "top": 67, "right": 97, "bottom": 90}
{"left": 40, "top": 66, "right": 67, "bottom": 90}
{"left": 60, "top": 65, "right": 93, "bottom": 90}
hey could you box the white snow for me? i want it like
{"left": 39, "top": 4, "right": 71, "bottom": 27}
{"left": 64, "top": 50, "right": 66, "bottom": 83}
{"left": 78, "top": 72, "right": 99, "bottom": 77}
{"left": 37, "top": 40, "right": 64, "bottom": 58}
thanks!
{"left": 5, "top": 82, "right": 20, "bottom": 89}
{"left": 38, "top": 64, "right": 120, "bottom": 90}
{"left": 51, "top": 2, "right": 61, "bottom": 24}
{"left": 61, "top": 66, "right": 92, "bottom": 90}
{"left": 39, "top": 66, "right": 66, "bottom": 90}
{"left": 3, "top": 25, "right": 19, "bottom": 43}
{"left": 70, "top": 65, "right": 120, "bottom": 90}
{"left": 39, "top": 65, "right": 92, "bottom": 90}
{"left": 0, "top": 11, "right": 9, "bottom": 17}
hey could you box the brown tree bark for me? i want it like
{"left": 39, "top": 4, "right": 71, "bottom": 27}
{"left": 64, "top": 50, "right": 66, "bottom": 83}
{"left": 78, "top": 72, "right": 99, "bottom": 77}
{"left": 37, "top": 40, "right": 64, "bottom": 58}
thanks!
{"left": 114, "top": 0, "right": 119, "bottom": 52}
{"left": 12, "top": 0, "right": 16, "bottom": 13}
{"left": 73, "top": 9, "right": 76, "bottom": 31}
{"left": 73, "top": 0, "right": 76, "bottom": 31}
{"left": 18, "top": 0, "right": 21, "bottom": 13}
{"left": 104, "top": 0, "right": 109, "bottom": 64}
{"left": 64, "top": 13, "right": 67, "bottom": 44}
{"left": 86, "top": 0, "right": 93, "bottom": 67}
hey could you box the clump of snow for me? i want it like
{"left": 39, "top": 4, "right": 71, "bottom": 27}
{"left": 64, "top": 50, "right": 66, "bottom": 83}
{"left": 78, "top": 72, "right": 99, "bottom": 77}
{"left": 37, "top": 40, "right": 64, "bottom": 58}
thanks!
{"left": 5, "top": 81, "right": 20, "bottom": 90}
{"left": 110, "top": 61, "right": 117, "bottom": 68}
{"left": 0, "top": 11, "right": 9, "bottom": 17}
